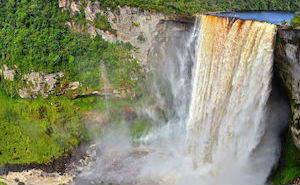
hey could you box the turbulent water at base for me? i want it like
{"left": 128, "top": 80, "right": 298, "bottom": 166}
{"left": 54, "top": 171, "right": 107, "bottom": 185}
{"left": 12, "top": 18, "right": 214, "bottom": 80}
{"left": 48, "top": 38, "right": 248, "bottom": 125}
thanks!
{"left": 76, "top": 15, "right": 289, "bottom": 185}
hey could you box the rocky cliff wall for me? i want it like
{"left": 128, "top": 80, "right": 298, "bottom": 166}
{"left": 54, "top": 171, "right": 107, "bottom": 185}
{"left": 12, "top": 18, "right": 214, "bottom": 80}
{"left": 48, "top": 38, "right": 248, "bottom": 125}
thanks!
{"left": 274, "top": 28, "right": 300, "bottom": 149}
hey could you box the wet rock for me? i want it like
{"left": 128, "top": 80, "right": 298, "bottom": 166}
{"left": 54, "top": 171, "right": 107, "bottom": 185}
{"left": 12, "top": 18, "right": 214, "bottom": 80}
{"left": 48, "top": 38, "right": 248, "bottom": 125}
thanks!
{"left": 275, "top": 28, "right": 300, "bottom": 149}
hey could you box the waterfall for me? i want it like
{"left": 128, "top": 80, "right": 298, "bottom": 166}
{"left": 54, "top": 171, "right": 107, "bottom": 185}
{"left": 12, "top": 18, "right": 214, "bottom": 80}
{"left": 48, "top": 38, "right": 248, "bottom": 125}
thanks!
{"left": 76, "top": 15, "right": 289, "bottom": 185}
{"left": 186, "top": 15, "right": 276, "bottom": 168}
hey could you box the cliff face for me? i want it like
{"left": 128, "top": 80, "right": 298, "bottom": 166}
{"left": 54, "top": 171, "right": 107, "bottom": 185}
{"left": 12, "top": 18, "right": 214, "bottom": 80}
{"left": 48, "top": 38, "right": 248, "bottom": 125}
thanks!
{"left": 104, "top": 6, "right": 193, "bottom": 69}
{"left": 275, "top": 28, "right": 300, "bottom": 149}
{"left": 59, "top": 0, "right": 193, "bottom": 70}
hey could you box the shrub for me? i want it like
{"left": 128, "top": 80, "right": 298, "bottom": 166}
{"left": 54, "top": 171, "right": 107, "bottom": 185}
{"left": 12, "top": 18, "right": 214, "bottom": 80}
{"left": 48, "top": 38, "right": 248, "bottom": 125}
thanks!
{"left": 94, "top": 13, "right": 116, "bottom": 34}
{"left": 131, "top": 21, "right": 140, "bottom": 27}
{"left": 137, "top": 34, "right": 146, "bottom": 42}
{"left": 271, "top": 130, "right": 300, "bottom": 184}
{"left": 291, "top": 15, "right": 300, "bottom": 28}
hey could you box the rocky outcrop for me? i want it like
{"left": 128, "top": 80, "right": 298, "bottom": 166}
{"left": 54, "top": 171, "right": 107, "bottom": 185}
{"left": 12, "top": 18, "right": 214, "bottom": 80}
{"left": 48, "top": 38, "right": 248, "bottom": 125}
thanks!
{"left": 0, "top": 63, "right": 132, "bottom": 99}
{"left": 0, "top": 65, "right": 15, "bottom": 81}
{"left": 19, "top": 72, "right": 63, "bottom": 99}
{"left": 18, "top": 71, "right": 80, "bottom": 99}
{"left": 274, "top": 28, "right": 300, "bottom": 149}
{"left": 0, "top": 65, "right": 82, "bottom": 99}
{"left": 0, "top": 65, "right": 80, "bottom": 99}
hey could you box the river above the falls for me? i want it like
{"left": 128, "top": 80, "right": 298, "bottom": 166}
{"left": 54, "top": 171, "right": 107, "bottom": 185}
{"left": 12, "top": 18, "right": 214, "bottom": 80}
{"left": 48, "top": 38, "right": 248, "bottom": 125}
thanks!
{"left": 210, "top": 11, "right": 295, "bottom": 24}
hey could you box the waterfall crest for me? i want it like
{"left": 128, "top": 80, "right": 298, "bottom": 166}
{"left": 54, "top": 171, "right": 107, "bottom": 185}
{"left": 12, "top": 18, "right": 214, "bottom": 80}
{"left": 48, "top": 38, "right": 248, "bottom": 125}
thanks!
{"left": 186, "top": 15, "right": 277, "bottom": 168}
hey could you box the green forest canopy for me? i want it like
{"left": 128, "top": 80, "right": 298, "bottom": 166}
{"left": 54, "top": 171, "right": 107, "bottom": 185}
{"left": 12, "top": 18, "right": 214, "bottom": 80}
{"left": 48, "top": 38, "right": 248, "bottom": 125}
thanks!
{"left": 92, "top": 0, "right": 300, "bottom": 15}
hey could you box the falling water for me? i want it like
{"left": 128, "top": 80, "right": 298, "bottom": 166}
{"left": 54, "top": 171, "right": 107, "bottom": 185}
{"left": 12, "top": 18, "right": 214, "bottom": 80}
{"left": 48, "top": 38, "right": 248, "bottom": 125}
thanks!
{"left": 187, "top": 15, "right": 276, "bottom": 167}
{"left": 76, "top": 15, "right": 289, "bottom": 185}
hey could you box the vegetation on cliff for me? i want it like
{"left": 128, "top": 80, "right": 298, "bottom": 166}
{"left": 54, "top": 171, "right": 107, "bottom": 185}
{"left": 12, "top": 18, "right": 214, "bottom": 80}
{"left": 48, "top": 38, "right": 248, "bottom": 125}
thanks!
{"left": 291, "top": 13, "right": 300, "bottom": 28}
{"left": 272, "top": 130, "right": 300, "bottom": 184}
{"left": 93, "top": 13, "right": 116, "bottom": 34}
{"left": 0, "top": 0, "right": 142, "bottom": 167}
{"left": 0, "top": 0, "right": 141, "bottom": 96}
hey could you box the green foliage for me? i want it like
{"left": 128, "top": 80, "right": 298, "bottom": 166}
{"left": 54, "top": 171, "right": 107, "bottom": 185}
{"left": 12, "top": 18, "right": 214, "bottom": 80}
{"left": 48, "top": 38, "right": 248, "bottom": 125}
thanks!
{"left": 94, "top": 13, "right": 116, "bottom": 34}
{"left": 0, "top": 88, "right": 143, "bottom": 166}
{"left": 282, "top": 20, "right": 288, "bottom": 25}
{"left": 0, "top": 0, "right": 100, "bottom": 89}
{"left": 95, "top": 0, "right": 300, "bottom": 15}
{"left": 131, "top": 21, "right": 140, "bottom": 27}
{"left": 131, "top": 120, "right": 151, "bottom": 139}
{"left": 137, "top": 34, "right": 146, "bottom": 42}
{"left": 272, "top": 130, "right": 300, "bottom": 184}
{"left": 0, "top": 1, "right": 69, "bottom": 74}
{"left": 101, "top": 42, "right": 143, "bottom": 89}
{"left": 291, "top": 15, "right": 300, "bottom": 28}
{"left": 0, "top": 182, "right": 7, "bottom": 185}
{"left": 74, "top": 7, "right": 88, "bottom": 25}
{"left": 73, "top": 96, "right": 134, "bottom": 112}
{"left": 0, "top": 90, "right": 87, "bottom": 167}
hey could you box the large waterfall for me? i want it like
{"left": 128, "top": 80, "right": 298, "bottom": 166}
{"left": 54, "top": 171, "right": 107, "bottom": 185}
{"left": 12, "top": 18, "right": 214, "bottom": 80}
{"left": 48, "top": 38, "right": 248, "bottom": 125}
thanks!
{"left": 187, "top": 15, "right": 276, "bottom": 167}
{"left": 76, "top": 15, "right": 289, "bottom": 185}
